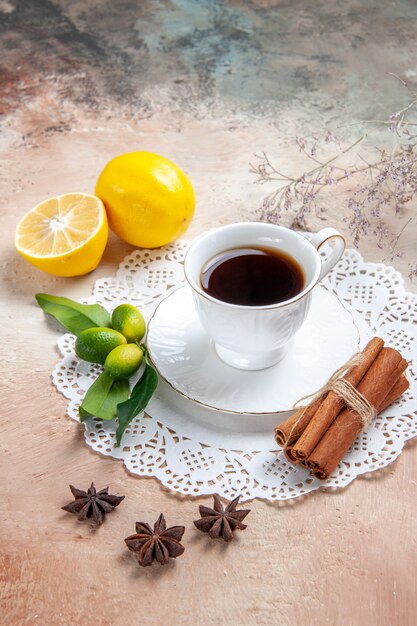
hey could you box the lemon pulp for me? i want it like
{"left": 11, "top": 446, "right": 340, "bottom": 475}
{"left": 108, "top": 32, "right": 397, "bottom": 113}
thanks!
{"left": 14, "top": 193, "right": 108, "bottom": 277}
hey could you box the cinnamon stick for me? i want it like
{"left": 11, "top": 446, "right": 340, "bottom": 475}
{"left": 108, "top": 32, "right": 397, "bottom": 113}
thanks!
{"left": 284, "top": 446, "right": 299, "bottom": 464}
{"left": 284, "top": 445, "right": 310, "bottom": 467}
{"left": 382, "top": 373, "right": 409, "bottom": 408}
{"left": 309, "top": 350, "right": 408, "bottom": 480}
{"left": 292, "top": 337, "right": 385, "bottom": 460}
{"left": 275, "top": 396, "right": 324, "bottom": 447}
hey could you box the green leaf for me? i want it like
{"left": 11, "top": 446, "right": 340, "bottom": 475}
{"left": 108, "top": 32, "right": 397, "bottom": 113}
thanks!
{"left": 115, "top": 363, "right": 158, "bottom": 445}
{"left": 79, "top": 370, "right": 129, "bottom": 421}
{"left": 35, "top": 293, "right": 112, "bottom": 336}
{"left": 99, "top": 380, "right": 130, "bottom": 420}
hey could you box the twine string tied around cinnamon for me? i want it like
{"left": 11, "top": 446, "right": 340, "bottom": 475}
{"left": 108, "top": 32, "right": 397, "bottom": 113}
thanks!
{"left": 329, "top": 378, "right": 376, "bottom": 426}
{"left": 292, "top": 351, "right": 377, "bottom": 431}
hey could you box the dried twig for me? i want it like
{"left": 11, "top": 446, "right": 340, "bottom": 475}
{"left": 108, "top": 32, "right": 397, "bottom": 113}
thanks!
{"left": 252, "top": 78, "right": 417, "bottom": 278}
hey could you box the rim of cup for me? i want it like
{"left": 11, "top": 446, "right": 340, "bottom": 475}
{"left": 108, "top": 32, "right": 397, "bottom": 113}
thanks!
{"left": 183, "top": 222, "right": 323, "bottom": 311}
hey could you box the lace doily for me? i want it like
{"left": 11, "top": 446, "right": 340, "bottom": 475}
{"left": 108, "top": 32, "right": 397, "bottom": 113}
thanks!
{"left": 52, "top": 240, "right": 417, "bottom": 501}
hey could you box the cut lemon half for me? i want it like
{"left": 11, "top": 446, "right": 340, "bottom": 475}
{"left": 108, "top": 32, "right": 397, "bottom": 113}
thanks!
{"left": 14, "top": 193, "right": 108, "bottom": 277}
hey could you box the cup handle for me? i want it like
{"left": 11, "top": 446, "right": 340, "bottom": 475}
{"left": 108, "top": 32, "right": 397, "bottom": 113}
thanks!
{"left": 309, "top": 228, "right": 346, "bottom": 281}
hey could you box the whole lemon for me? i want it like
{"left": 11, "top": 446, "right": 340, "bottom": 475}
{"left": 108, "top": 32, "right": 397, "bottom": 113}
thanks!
{"left": 75, "top": 327, "right": 127, "bottom": 364}
{"left": 95, "top": 152, "right": 195, "bottom": 248}
{"left": 112, "top": 304, "right": 146, "bottom": 343}
{"left": 104, "top": 344, "right": 144, "bottom": 380}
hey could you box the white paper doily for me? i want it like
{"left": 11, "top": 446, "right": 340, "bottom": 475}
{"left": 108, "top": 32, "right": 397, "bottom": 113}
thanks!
{"left": 52, "top": 240, "right": 417, "bottom": 501}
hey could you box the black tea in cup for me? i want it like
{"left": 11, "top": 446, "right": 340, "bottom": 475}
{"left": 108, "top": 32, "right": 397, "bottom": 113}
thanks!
{"left": 200, "top": 246, "right": 305, "bottom": 306}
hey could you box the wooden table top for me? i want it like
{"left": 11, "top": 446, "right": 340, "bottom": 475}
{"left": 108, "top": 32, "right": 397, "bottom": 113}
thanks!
{"left": 1, "top": 2, "right": 416, "bottom": 624}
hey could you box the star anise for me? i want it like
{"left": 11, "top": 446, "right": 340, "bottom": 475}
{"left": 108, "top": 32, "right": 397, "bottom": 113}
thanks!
{"left": 193, "top": 494, "right": 250, "bottom": 542}
{"left": 124, "top": 513, "right": 185, "bottom": 567}
{"left": 62, "top": 483, "right": 125, "bottom": 525}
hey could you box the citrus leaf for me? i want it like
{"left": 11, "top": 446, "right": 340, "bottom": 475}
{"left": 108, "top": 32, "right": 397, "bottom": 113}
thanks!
{"left": 115, "top": 363, "right": 158, "bottom": 445}
{"left": 96, "top": 379, "right": 130, "bottom": 421}
{"left": 35, "top": 293, "right": 112, "bottom": 336}
{"left": 79, "top": 370, "right": 129, "bottom": 421}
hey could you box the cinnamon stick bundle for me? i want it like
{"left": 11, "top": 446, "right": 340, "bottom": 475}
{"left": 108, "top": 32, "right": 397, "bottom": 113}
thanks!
{"left": 275, "top": 337, "right": 409, "bottom": 481}
{"left": 308, "top": 353, "right": 408, "bottom": 479}
{"left": 307, "top": 374, "right": 409, "bottom": 472}
{"left": 291, "top": 337, "right": 384, "bottom": 460}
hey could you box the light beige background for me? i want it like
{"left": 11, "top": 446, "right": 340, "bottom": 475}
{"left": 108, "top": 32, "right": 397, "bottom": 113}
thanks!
{"left": 1, "top": 115, "right": 416, "bottom": 625}
{"left": 1, "top": 4, "right": 417, "bottom": 621}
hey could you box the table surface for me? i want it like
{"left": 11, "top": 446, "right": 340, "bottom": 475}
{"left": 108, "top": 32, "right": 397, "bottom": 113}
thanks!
{"left": 1, "top": 2, "right": 416, "bottom": 625}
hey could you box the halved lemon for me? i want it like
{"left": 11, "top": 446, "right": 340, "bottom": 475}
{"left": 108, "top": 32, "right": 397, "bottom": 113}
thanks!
{"left": 14, "top": 193, "right": 108, "bottom": 277}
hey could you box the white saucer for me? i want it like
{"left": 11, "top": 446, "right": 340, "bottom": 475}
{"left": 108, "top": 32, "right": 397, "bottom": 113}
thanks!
{"left": 147, "top": 285, "right": 359, "bottom": 415}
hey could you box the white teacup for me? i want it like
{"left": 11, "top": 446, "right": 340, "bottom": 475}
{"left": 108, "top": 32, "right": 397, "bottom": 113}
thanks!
{"left": 184, "top": 222, "right": 345, "bottom": 370}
